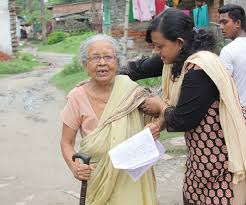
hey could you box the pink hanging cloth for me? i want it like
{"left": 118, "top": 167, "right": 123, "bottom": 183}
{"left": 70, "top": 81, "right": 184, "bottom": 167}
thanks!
{"left": 132, "top": 0, "right": 152, "bottom": 21}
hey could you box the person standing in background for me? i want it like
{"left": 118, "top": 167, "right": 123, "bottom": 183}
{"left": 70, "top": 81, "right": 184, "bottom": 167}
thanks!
{"left": 219, "top": 4, "right": 246, "bottom": 111}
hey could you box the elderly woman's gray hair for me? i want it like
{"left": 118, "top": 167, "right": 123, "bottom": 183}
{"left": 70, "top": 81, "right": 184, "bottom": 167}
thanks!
{"left": 79, "top": 34, "right": 122, "bottom": 66}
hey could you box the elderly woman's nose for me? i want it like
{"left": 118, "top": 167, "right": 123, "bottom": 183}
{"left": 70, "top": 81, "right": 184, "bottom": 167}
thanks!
{"left": 98, "top": 57, "right": 107, "bottom": 64}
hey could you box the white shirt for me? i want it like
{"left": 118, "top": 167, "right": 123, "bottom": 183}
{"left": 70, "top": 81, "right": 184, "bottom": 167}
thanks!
{"left": 220, "top": 37, "right": 246, "bottom": 107}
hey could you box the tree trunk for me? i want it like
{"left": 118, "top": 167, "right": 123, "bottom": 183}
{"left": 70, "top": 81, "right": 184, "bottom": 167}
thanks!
{"left": 28, "top": 0, "right": 33, "bottom": 13}
{"left": 40, "top": 0, "right": 47, "bottom": 42}
{"left": 122, "top": 0, "right": 130, "bottom": 64}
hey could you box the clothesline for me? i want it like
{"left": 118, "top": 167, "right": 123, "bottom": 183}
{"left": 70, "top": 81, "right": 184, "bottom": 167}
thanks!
{"left": 129, "top": 0, "right": 182, "bottom": 22}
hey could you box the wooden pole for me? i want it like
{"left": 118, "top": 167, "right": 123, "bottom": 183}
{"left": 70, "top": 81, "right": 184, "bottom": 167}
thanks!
{"left": 40, "top": 0, "right": 47, "bottom": 42}
{"left": 122, "top": 0, "right": 130, "bottom": 64}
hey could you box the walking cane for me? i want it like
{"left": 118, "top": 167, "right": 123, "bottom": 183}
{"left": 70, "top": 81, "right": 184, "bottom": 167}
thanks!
{"left": 72, "top": 152, "right": 91, "bottom": 205}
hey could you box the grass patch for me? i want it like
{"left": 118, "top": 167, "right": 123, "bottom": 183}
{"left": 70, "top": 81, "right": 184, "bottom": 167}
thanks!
{"left": 160, "top": 131, "right": 187, "bottom": 156}
{"left": 0, "top": 52, "right": 39, "bottom": 74}
{"left": 137, "top": 77, "right": 162, "bottom": 87}
{"left": 38, "top": 32, "right": 95, "bottom": 54}
{"left": 164, "top": 143, "right": 187, "bottom": 156}
{"left": 160, "top": 130, "right": 184, "bottom": 141}
{"left": 50, "top": 70, "right": 89, "bottom": 93}
{"left": 0, "top": 74, "right": 10, "bottom": 79}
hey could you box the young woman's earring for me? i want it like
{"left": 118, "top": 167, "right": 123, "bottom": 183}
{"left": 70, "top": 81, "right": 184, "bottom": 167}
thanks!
{"left": 180, "top": 47, "right": 183, "bottom": 54}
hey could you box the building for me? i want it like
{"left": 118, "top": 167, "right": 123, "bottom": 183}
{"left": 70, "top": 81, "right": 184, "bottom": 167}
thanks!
{"left": 48, "top": 1, "right": 102, "bottom": 33}
{"left": 224, "top": 0, "right": 246, "bottom": 10}
{"left": 0, "top": 0, "right": 17, "bottom": 55}
{"left": 107, "top": 0, "right": 227, "bottom": 57}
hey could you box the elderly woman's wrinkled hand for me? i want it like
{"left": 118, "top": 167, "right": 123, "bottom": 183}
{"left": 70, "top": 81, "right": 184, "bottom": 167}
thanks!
{"left": 140, "top": 96, "right": 165, "bottom": 117}
{"left": 72, "top": 160, "right": 94, "bottom": 181}
{"left": 145, "top": 121, "right": 161, "bottom": 140}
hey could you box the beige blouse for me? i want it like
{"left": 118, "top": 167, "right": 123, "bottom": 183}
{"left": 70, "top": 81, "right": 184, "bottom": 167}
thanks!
{"left": 61, "top": 85, "right": 99, "bottom": 137}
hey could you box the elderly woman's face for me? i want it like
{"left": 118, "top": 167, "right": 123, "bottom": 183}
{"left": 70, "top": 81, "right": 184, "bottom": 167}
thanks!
{"left": 86, "top": 40, "right": 118, "bottom": 85}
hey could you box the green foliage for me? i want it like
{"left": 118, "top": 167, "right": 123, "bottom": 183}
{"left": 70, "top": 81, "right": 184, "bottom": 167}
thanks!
{"left": 18, "top": 52, "right": 35, "bottom": 61}
{"left": 16, "top": 0, "right": 45, "bottom": 23}
{"left": 215, "top": 40, "right": 226, "bottom": 55}
{"left": 0, "top": 52, "right": 39, "bottom": 74}
{"left": 62, "top": 57, "right": 84, "bottom": 75}
{"left": 160, "top": 130, "right": 184, "bottom": 141}
{"left": 38, "top": 32, "right": 95, "bottom": 54}
{"left": 47, "top": 31, "right": 66, "bottom": 45}
{"left": 50, "top": 70, "right": 88, "bottom": 93}
{"left": 137, "top": 77, "right": 162, "bottom": 87}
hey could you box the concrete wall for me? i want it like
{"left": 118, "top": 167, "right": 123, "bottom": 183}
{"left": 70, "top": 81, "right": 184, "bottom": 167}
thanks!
{"left": 0, "top": 0, "right": 12, "bottom": 55}
{"left": 224, "top": 0, "right": 246, "bottom": 11}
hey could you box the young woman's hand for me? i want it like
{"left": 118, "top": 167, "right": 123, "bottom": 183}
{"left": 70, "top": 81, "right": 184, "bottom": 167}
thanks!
{"left": 140, "top": 96, "right": 165, "bottom": 117}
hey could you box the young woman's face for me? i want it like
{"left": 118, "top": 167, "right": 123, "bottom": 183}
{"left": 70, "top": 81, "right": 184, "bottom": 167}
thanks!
{"left": 151, "top": 31, "right": 181, "bottom": 64}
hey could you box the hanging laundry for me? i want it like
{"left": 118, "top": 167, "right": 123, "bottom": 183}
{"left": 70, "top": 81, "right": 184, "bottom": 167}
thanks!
{"left": 155, "top": 0, "right": 165, "bottom": 16}
{"left": 132, "top": 0, "right": 152, "bottom": 21}
{"left": 193, "top": 4, "right": 209, "bottom": 29}
{"left": 173, "top": 0, "right": 180, "bottom": 7}
{"left": 166, "top": 0, "right": 173, "bottom": 7}
{"left": 103, "top": 0, "right": 111, "bottom": 34}
{"left": 145, "top": 0, "right": 156, "bottom": 17}
{"left": 129, "top": 0, "right": 136, "bottom": 22}
{"left": 181, "top": 9, "right": 190, "bottom": 16}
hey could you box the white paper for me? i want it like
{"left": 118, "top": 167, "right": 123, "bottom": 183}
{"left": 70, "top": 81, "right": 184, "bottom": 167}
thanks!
{"left": 127, "top": 140, "right": 165, "bottom": 181}
{"left": 109, "top": 128, "right": 165, "bottom": 181}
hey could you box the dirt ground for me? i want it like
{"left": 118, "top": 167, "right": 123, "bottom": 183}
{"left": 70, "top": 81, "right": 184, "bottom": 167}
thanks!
{"left": 0, "top": 49, "right": 186, "bottom": 205}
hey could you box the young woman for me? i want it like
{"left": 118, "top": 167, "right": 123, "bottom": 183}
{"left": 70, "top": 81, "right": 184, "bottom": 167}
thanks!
{"left": 142, "top": 8, "right": 246, "bottom": 205}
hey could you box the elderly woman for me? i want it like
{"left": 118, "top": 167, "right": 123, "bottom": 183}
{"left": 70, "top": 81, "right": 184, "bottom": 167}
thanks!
{"left": 60, "top": 34, "right": 158, "bottom": 205}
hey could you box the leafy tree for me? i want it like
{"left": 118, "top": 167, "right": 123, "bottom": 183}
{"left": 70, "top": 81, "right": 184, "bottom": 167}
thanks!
{"left": 16, "top": 0, "right": 51, "bottom": 24}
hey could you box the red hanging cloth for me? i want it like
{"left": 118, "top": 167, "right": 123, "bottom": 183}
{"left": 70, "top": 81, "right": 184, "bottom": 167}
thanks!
{"left": 155, "top": 0, "right": 166, "bottom": 16}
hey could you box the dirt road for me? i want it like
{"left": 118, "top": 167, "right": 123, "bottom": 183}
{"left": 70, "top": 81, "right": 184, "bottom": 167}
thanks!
{"left": 0, "top": 50, "right": 185, "bottom": 205}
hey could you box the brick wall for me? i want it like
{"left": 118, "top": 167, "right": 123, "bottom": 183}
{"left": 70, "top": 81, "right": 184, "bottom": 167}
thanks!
{"left": 51, "top": 2, "right": 101, "bottom": 16}
{"left": 110, "top": 1, "right": 152, "bottom": 56}
{"left": 208, "top": 0, "right": 223, "bottom": 23}
{"left": 9, "top": 0, "right": 17, "bottom": 53}
{"left": 110, "top": 0, "right": 227, "bottom": 57}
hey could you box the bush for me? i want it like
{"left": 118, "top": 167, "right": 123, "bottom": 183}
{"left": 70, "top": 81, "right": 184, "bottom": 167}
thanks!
{"left": 47, "top": 31, "right": 66, "bottom": 45}
{"left": 62, "top": 56, "right": 84, "bottom": 75}
{"left": 17, "top": 52, "right": 37, "bottom": 62}
{"left": 0, "top": 52, "right": 39, "bottom": 74}
{"left": 215, "top": 40, "right": 226, "bottom": 55}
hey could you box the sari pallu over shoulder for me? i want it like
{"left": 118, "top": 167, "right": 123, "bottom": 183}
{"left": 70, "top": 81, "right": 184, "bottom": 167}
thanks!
{"left": 162, "top": 51, "right": 246, "bottom": 184}
{"left": 79, "top": 75, "right": 157, "bottom": 205}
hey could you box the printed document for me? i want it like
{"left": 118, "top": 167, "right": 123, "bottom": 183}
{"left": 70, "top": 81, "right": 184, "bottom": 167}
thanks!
{"left": 109, "top": 128, "right": 165, "bottom": 181}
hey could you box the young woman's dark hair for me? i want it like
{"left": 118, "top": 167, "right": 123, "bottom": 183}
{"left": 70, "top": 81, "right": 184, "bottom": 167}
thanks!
{"left": 147, "top": 8, "right": 216, "bottom": 79}
{"left": 145, "top": 12, "right": 166, "bottom": 43}
{"left": 218, "top": 4, "right": 246, "bottom": 31}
